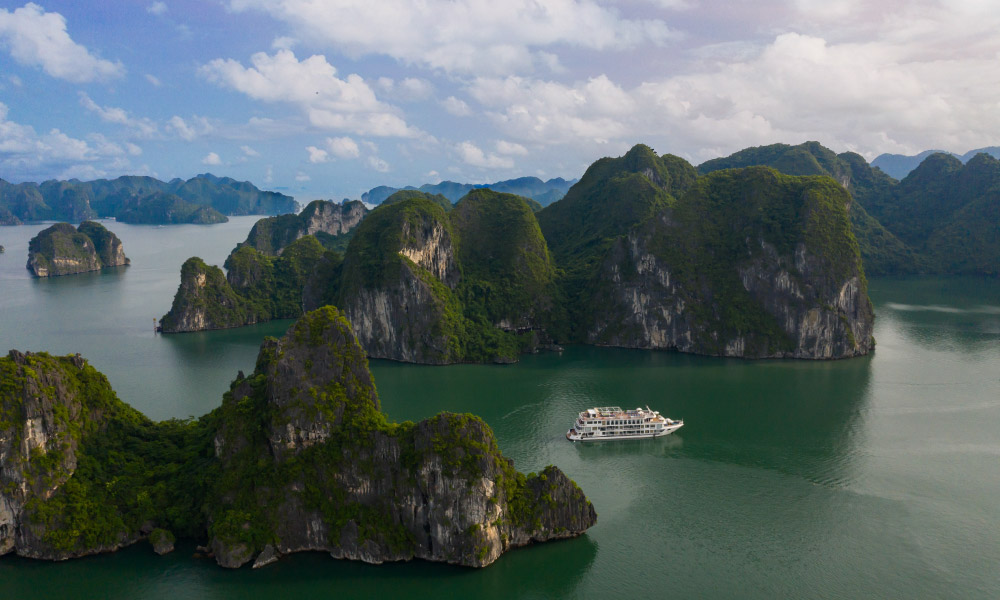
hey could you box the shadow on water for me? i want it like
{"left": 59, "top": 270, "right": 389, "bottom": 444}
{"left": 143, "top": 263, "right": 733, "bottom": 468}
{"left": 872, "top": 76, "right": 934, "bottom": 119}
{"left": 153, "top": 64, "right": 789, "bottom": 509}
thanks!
{"left": 0, "top": 535, "right": 599, "bottom": 600}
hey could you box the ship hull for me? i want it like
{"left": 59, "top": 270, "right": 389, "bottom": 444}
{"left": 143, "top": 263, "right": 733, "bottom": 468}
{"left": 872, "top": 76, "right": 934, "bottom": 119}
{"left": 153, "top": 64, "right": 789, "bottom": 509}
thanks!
{"left": 566, "top": 422, "right": 683, "bottom": 442}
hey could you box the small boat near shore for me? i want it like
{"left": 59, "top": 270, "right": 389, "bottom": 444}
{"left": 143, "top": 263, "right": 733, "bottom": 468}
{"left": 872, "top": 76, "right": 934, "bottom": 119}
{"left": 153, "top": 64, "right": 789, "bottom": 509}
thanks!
{"left": 566, "top": 406, "right": 682, "bottom": 442}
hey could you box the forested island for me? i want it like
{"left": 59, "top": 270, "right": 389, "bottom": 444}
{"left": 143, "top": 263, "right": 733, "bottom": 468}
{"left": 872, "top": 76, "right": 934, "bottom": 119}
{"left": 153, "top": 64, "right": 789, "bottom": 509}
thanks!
{"left": 0, "top": 174, "right": 297, "bottom": 225}
{"left": 26, "top": 221, "right": 129, "bottom": 277}
{"left": 0, "top": 307, "right": 596, "bottom": 567}
{"left": 161, "top": 144, "right": 882, "bottom": 362}
{"left": 698, "top": 141, "right": 1000, "bottom": 277}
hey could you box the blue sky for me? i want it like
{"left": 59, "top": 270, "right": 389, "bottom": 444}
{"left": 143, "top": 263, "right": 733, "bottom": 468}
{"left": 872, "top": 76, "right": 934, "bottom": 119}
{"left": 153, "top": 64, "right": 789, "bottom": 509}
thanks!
{"left": 1, "top": 1, "right": 999, "bottom": 201}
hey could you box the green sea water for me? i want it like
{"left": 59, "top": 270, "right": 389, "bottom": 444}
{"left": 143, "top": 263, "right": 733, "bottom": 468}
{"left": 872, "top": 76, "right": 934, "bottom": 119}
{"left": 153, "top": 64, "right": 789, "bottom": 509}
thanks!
{"left": 1, "top": 220, "right": 999, "bottom": 599}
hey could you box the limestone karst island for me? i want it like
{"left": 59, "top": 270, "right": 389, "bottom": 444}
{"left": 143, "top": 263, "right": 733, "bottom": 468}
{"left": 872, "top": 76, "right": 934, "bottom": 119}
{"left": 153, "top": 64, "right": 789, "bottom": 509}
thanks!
{"left": 3, "top": 1, "right": 1000, "bottom": 596}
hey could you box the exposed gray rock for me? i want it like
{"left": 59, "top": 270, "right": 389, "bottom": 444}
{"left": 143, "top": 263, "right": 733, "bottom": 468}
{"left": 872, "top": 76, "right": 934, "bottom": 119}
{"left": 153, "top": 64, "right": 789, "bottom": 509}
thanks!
{"left": 206, "top": 306, "right": 596, "bottom": 569}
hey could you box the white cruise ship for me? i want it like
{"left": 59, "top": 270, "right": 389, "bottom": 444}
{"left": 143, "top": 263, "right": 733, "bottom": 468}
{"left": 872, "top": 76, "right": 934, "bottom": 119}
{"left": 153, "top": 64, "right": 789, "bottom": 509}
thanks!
{"left": 566, "top": 406, "right": 683, "bottom": 442}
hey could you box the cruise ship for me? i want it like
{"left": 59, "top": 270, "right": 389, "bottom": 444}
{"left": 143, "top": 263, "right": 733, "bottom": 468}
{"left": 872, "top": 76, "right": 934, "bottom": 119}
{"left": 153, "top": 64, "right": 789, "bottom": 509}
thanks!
{"left": 566, "top": 406, "right": 683, "bottom": 442}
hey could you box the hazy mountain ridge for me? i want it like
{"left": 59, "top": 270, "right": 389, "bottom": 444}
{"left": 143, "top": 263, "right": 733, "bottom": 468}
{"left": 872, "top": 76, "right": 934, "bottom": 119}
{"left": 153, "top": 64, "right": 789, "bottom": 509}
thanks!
{"left": 872, "top": 146, "right": 1000, "bottom": 179}
{"left": 361, "top": 176, "right": 576, "bottom": 207}
{"left": 0, "top": 174, "right": 298, "bottom": 225}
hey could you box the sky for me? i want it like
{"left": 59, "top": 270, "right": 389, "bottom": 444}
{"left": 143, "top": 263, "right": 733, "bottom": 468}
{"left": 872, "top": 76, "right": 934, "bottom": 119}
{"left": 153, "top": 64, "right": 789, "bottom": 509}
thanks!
{"left": 1, "top": 0, "right": 999, "bottom": 201}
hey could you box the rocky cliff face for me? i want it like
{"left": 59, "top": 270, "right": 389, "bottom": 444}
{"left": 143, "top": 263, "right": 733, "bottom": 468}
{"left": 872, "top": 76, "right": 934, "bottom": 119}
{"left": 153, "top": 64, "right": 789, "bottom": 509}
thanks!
{"left": 242, "top": 200, "right": 368, "bottom": 257}
{"left": 206, "top": 307, "right": 595, "bottom": 568}
{"left": 159, "top": 257, "right": 254, "bottom": 332}
{"left": 2, "top": 308, "right": 596, "bottom": 567}
{"left": 302, "top": 199, "right": 367, "bottom": 239}
{"left": 0, "top": 350, "right": 142, "bottom": 559}
{"left": 77, "top": 221, "right": 129, "bottom": 268}
{"left": 26, "top": 221, "right": 128, "bottom": 277}
{"left": 588, "top": 167, "right": 873, "bottom": 358}
{"left": 336, "top": 198, "right": 466, "bottom": 364}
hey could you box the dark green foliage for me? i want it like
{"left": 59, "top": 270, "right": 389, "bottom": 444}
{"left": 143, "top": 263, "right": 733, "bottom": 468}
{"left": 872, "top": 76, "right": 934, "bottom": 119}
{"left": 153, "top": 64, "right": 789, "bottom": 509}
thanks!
{"left": 114, "top": 191, "right": 228, "bottom": 224}
{"left": 338, "top": 197, "right": 451, "bottom": 296}
{"left": 381, "top": 189, "right": 452, "bottom": 212}
{"left": 1, "top": 352, "right": 216, "bottom": 553}
{"left": 847, "top": 201, "right": 922, "bottom": 275}
{"left": 538, "top": 144, "right": 695, "bottom": 340}
{"left": 451, "top": 189, "right": 560, "bottom": 332}
{"left": 924, "top": 187, "right": 1000, "bottom": 276}
{"left": 224, "top": 235, "right": 326, "bottom": 321}
{"left": 161, "top": 236, "right": 326, "bottom": 331}
{"left": 241, "top": 213, "right": 304, "bottom": 256}
{"left": 76, "top": 221, "right": 125, "bottom": 265}
{"left": 865, "top": 152, "right": 1000, "bottom": 275}
{"left": 27, "top": 223, "right": 93, "bottom": 273}
{"left": 26, "top": 222, "right": 127, "bottom": 276}
{"left": 159, "top": 257, "right": 253, "bottom": 331}
{"left": 640, "top": 167, "right": 863, "bottom": 354}
{"left": 697, "top": 141, "right": 924, "bottom": 275}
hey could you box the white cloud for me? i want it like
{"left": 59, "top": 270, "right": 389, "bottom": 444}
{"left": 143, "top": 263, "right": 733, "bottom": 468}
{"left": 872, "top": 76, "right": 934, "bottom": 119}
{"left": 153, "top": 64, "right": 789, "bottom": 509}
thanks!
{"left": 271, "top": 36, "right": 296, "bottom": 50}
{"left": 200, "top": 49, "right": 421, "bottom": 138}
{"left": 326, "top": 136, "right": 360, "bottom": 158}
{"left": 464, "top": 15, "right": 1000, "bottom": 162}
{"left": 241, "top": 145, "right": 260, "bottom": 157}
{"left": 147, "top": 2, "right": 168, "bottom": 16}
{"left": 168, "top": 115, "right": 214, "bottom": 141}
{"left": 496, "top": 140, "right": 528, "bottom": 155}
{"left": 366, "top": 156, "right": 390, "bottom": 172}
{"left": 469, "top": 75, "right": 635, "bottom": 146}
{"left": 456, "top": 141, "right": 514, "bottom": 169}
{"left": 305, "top": 145, "right": 328, "bottom": 163}
{"left": 0, "top": 102, "right": 137, "bottom": 180}
{"left": 399, "top": 78, "right": 433, "bottom": 100}
{"left": 375, "top": 77, "right": 433, "bottom": 102}
{"left": 202, "top": 152, "right": 222, "bottom": 165}
{"left": 145, "top": 73, "right": 162, "bottom": 87}
{"left": 0, "top": 3, "right": 124, "bottom": 83}
{"left": 264, "top": 165, "right": 273, "bottom": 183}
{"left": 78, "top": 92, "right": 158, "bottom": 138}
{"left": 228, "top": 0, "right": 676, "bottom": 75}
{"left": 442, "top": 96, "right": 472, "bottom": 117}
{"left": 295, "top": 171, "right": 310, "bottom": 181}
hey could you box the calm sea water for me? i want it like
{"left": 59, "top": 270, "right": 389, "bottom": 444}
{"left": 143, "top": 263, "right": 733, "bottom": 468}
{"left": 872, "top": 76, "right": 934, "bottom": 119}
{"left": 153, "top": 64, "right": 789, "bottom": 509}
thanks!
{"left": 1, "top": 221, "right": 998, "bottom": 599}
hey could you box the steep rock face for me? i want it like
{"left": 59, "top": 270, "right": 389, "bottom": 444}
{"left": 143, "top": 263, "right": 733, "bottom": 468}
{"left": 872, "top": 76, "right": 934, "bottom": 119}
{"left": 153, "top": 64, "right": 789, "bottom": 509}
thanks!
{"left": 336, "top": 198, "right": 464, "bottom": 363}
{"left": 302, "top": 199, "right": 367, "bottom": 238}
{"left": 342, "top": 263, "right": 459, "bottom": 364}
{"left": 159, "top": 257, "right": 254, "bottom": 332}
{"left": 0, "top": 351, "right": 143, "bottom": 559}
{"left": 26, "top": 222, "right": 128, "bottom": 277}
{"left": 206, "top": 307, "right": 596, "bottom": 568}
{"left": 2, "top": 308, "right": 596, "bottom": 568}
{"left": 589, "top": 167, "right": 873, "bottom": 358}
{"left": 77, "top": 221, "right": 129, "bottom": 268}
{"left": 161, "top": 236, "right": 326, "bottom": 333}
{"left": 241, "top": 200, "right": 367, "bottom": 257}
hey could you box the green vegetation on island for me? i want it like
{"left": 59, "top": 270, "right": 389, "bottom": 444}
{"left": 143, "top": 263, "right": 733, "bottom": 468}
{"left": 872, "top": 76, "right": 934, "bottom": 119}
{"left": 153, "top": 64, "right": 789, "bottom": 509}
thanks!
{"left": 240, "top": 199, "right": 367, "bottom": 256}
{"left": 26, "top": 221, "right": 130, "bottom": 277}
{"left": 700, "top": 141, "right": 1000, "bottom": 276}
{"left": 159, "top": 236, "right": 326, "bottom": 332}
{"left": 0, "top": 307, "right": 596, "bottom": 567}
{"left": 162, "top": 144, "right": 876, "bottom": 362}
